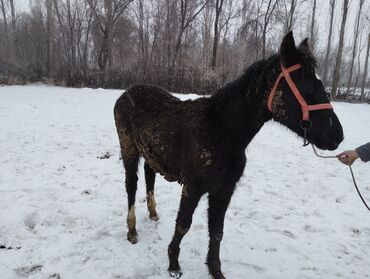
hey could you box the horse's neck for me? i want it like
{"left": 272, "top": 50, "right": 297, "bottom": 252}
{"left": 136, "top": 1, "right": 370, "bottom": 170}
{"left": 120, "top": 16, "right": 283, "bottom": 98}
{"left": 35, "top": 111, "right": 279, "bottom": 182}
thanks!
{"left": 210, "top": 60, "right": 277, "bottom": 147}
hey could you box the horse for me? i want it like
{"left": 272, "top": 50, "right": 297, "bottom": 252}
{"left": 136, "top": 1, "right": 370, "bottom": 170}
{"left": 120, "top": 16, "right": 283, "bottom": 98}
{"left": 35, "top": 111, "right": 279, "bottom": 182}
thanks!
{"left": 113, "top": 32, "right": 343, "bottom": 279}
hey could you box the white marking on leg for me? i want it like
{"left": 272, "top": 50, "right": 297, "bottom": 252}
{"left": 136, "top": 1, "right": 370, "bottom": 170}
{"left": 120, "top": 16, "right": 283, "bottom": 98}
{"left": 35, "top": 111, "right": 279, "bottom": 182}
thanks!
{"left": 127, "top": 206, "right": 136, "bottom": 230}
{"left": 147, "top": 191, "right": 159, "bottom": 221}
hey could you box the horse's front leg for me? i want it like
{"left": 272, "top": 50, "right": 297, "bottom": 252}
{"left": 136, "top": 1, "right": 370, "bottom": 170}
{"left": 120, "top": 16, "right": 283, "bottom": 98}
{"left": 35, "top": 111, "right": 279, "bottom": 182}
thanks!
{"left": 168, "top": 185, "right": 202, "bottom": 278}
{"left": 207, "top": 186, "right": 235, "bottom": 279}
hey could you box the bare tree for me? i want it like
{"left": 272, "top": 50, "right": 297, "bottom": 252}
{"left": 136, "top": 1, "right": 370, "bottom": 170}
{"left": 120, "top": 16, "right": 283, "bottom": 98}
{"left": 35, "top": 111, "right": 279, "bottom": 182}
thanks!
{"left": 331, "top": 0, "right": 349, "bottom": 99}
{"left": 285, "top": 0, "right": 297, "bottom": 33}
{"left": 45, "top": 0, "right": 53, "bottom": 78}
{"left": 53, "top": 0, "right": 78, "bottom": 84}
{"left": 132, "top": 0, "right": 149, "bottom": 79}
{"left": 346, "top": 0, "right": 364, "bottom": 95}
{"left": 87, "top": 0, "right": 134, "bottom": 79}
{"left": 174, "top": 0, "right": 209, "bottom": 67}
{"left": 201, "top": 0, "right": 213, "bottom": 71}
{"left": 262, "top": 0, "right": 279, "bottom": 59}
{"left": 361, "top": 33, "right": 370, "bottom": 101}
{"left": 80, "top": 1, "right": 94, "bottom": 80}
{"left": 309, "top": 0, "right": 316, "bottom": 51}
{"left": 321, "top": 0, "right": 335, "bottom": 87}
{"left": 211, "top": 0, "right": 224, "bottom": 69}
{"left": 9, "top": 0, "right": 16, "bottom": 60}
{"left": 210, "top": 0, "right": 244, "bottom": 69}
{"left": 0, "top": 0, "right": 9, "bottom": 60}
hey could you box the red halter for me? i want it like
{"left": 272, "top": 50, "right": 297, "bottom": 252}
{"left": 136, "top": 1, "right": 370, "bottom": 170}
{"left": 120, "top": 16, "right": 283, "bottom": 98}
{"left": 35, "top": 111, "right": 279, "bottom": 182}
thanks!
{"left": 267, "top": 63, "right": 333, "bottom": 121}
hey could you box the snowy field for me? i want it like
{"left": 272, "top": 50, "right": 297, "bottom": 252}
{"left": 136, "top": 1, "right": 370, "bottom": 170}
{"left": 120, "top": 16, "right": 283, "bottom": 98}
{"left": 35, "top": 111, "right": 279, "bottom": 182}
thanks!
{"left": 0, "top": 85, "right": 369, "bottom": 279}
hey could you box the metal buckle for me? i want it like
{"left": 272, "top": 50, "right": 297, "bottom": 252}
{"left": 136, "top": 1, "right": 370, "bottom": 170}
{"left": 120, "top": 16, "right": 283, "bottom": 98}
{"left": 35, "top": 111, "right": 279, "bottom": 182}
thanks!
{"left": 300, "top": 120, "right": 312, "bottom": 147}
{"left": 300, "top": 120, "right": 312, "bottom": 130}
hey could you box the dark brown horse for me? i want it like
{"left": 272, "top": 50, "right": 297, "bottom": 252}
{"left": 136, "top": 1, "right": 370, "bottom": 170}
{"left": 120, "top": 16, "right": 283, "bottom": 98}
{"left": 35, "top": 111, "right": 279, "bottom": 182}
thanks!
{"left": 114, "top": 32, "right": 343, "bottom": 279}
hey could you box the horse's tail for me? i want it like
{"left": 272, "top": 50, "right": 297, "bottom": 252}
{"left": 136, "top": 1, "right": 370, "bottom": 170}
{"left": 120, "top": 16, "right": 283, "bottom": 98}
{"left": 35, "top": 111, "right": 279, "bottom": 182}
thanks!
{"left": 114, "top": 92, "right": 138, "bottom": 161}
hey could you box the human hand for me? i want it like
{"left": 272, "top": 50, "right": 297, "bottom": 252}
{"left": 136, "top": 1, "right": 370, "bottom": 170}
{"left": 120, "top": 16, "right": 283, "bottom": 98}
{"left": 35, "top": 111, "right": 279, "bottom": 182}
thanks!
{"left": 337, "top": 150, "right": 359, "bottom": 165}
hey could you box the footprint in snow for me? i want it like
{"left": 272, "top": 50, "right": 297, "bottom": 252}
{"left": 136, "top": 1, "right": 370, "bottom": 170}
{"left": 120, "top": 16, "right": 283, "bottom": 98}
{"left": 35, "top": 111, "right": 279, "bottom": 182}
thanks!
{"left": 54, "top": 165, "right": 66, "bottom": 176}
{"left": 236, "top": 261, "right": 266, "bottom": 273}
{"left": 97, "top": 152, "right": 112, "bottom": 159}
{"left": 24, "top": 212, "right": 41, "bottom": 231}
{"left": 0, "top": 245, "right": 21, "bottom": 250}
{"left": 350, "top": 227, "right": 361, "bottom": 236}
{"left": 264, "top": 247, "right": 277, "bottom": 253}
{"left": 15, "top": 265, "right": 43, "bottom": 277}
{"left": 269, "top": 229, "right": 296, "bottom": 238}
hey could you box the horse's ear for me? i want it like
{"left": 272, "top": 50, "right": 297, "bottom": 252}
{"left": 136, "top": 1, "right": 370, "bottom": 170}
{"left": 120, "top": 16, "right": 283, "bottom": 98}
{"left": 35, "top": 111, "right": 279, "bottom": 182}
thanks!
{"left": 299, "top": 38, "right": 309, "bottom": 49}
{"left": 280, "top": 31, "right": 297, "bottom": 66}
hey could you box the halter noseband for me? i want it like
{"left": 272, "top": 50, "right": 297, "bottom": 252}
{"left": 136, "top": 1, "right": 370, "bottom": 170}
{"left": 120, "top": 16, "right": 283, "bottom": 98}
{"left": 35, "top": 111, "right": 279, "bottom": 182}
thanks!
{"left": 267, "top": 63, "right": 333, "bottom": 122}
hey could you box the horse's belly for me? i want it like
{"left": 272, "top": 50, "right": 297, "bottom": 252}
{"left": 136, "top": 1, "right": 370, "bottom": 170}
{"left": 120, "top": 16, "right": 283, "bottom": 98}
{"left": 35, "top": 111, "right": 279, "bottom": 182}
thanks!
{"left": 135, "top": 131, "right": 182, "bottom": 183}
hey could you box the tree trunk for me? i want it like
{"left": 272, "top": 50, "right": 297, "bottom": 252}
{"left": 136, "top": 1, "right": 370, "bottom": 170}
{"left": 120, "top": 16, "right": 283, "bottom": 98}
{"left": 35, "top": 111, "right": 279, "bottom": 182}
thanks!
{"left": 285, "top": 0, "right": 296, "bottom": 33}
{"left": 360, "top": 33, "right": 370, "bottom": 101}
{"left": 137, "top": 0, "right": 147, "bottom": 79}
{"left": 98, "top": 0, "right": 113, "bottom": 72}
{"left": 165, "top": 0, "right": 176, "bottom": 87}
{"left": 321, "top": 0, "right": 335, "bottom": 87}
{"left": 9, "top": 0, "right": 16, "bottom": 62}
{"left": 309, "top": 0, "right": 316, "bottom": 51}
{"left": 82, "top": 8, "right": 93, "bottom": 81}
{"left": 45, "top": 0, "right": 53, "bottom": 78}
{"left": 346, "top": 0, "right": 363, "bottom": 95}
{"left": 202, "top": 1, "right": 212, "bottom": 72}
{"left": 262, "top": 0, "right": 278, "bottom": 59}
{"left": 211, "top": 0, "right": 224, "bottom": 70}
{"left": 66, "top": 0, "right": 76, "bottom": 85}
{"left": 330, "top": 0, "right": 349, "bottom": 99}
{"left": 262, "top": 25, "right": 267, "bottom": 59}
{"left": 0, "top": 0, "right": 9, "bottom": 61}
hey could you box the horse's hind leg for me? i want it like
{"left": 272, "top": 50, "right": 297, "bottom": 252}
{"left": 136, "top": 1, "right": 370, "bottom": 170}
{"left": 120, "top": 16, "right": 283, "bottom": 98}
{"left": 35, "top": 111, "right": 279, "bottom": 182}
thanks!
{"left": 123, "top": 155, "right": 139, "bottom": 244}
{"left": 115, "top": 115, "right": 140, "bottom": 244}
{"left": 144, "top": 162, "right": 159, "bottom": 221}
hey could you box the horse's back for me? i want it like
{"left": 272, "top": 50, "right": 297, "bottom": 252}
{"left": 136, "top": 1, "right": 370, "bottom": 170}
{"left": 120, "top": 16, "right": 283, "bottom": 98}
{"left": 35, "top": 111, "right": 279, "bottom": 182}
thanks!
{"left": 114, "top": 84, "right": 178, "bottom": 116}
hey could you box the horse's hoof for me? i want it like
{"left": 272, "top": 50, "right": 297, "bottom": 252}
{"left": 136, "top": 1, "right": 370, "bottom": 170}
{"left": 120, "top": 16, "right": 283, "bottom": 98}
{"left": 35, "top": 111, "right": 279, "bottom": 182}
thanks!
{"left": 169, "top": 269, "right": 183, "bottom": 278}
{"left": 127, "top": 230, "right": 138, "bottom": 244}
{"left": 150, "top": 214, "right": 159, "bottom": 222}
{"left": 210, "top": 271, "right": 226, "bottom": 279}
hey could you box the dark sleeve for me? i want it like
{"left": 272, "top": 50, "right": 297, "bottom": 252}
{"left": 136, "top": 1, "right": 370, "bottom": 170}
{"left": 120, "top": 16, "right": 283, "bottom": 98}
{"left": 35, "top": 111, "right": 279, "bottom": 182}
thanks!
{"left": 355, "top": 142, "right": 370, "bottom": 162}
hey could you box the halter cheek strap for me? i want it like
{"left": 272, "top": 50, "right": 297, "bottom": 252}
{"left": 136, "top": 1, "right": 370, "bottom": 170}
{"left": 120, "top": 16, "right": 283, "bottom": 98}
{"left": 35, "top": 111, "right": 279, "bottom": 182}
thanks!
{"left": 267, "top": 63, "right": 333, "bottom": 121}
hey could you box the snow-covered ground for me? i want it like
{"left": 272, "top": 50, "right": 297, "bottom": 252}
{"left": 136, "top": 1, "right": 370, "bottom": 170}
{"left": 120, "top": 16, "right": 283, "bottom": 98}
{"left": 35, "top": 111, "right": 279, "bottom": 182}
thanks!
{"left": 0, "top": 85, "right": 369, "bottom": 279}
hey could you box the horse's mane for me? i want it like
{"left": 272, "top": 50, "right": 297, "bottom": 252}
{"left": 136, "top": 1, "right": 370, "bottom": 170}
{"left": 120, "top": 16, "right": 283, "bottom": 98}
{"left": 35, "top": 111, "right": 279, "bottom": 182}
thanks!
{"left": 211, "top": 54, "right": 279, "bottom": 104}
{"left": 212, "top": 44, "right": 318, "bottom": 104}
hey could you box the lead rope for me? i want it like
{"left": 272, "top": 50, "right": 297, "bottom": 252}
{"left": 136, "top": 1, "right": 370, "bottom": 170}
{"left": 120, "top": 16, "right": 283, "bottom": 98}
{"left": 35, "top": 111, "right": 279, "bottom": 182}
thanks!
{"left": 311, "top": 144, "right": 370, "bottom": 212}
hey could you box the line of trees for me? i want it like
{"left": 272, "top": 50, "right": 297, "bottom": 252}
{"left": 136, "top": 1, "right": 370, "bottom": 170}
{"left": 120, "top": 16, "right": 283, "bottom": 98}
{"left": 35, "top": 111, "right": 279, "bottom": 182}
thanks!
{"left": 0, "top": 0, "right": 369, "bottom": 99}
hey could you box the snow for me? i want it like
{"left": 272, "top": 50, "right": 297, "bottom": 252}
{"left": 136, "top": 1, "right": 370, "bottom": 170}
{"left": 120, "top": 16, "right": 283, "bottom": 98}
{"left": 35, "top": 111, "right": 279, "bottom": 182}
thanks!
{"left": 0, "top": 84, "right": 369, "bottom": 279}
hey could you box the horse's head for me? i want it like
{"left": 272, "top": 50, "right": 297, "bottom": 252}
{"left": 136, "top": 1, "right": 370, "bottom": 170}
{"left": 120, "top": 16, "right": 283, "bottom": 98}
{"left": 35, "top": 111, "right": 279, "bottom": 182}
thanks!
{"left": 268, "top": 32, "right": 343, "bottom": 151}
